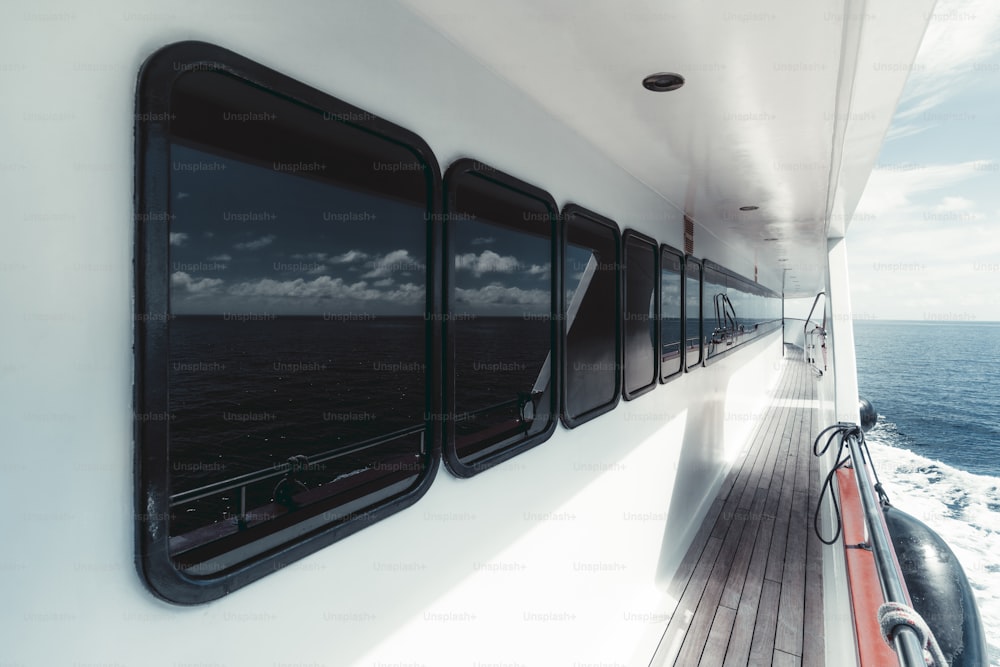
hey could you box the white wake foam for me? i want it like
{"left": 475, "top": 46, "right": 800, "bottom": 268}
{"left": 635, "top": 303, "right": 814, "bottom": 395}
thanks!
{"left": 866, "top": 434, "right": 1000, "bottom": 666}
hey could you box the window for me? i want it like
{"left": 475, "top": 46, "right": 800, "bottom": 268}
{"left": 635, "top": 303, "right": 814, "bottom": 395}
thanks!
{"left": 684, "top": 257, "right": 703, "bottom": 370}
{"left": 660, "top": 246, "right": 683, "bottom": 381}
{"left": 703, "top": 262, "right": 730, "bottom": 359}
{"left": 702, "top": 260, "right": 782, "bottom": 361}
{"left": 561, "top": 205, "right": 621, "bottom": 427}
{"left": 135, "top": 41, "right": 441, "bottom": 603}
{"left": 443, "top": 159, "right": 559, "bottom": 476}
{"left": 622, "top": 230, "right": 657, "bottom": 399}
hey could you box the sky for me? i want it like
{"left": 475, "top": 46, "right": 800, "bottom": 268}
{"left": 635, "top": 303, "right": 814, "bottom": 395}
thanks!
{"left": 169, "top": 141, "right": 555, "bottom": 318}
{"left": 848, "top": 0, "right": 1000, "bottom": 322}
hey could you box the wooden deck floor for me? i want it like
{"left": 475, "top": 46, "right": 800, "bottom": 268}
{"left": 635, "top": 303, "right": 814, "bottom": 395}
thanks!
{"left": 651, "top": 347, "right": 824, "bottom": 667}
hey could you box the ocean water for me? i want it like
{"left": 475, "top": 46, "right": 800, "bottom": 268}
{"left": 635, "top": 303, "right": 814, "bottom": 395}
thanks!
{"left": 855, "top": 320, "right": 1000, "bottom": 664}
{"left": 167, "top": 315, "right": 550, "bottom": 535}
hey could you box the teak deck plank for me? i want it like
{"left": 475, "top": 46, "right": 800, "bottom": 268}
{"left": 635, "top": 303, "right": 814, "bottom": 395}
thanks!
{"left": 651, "top": 347, "right": 824, "bottom": 666}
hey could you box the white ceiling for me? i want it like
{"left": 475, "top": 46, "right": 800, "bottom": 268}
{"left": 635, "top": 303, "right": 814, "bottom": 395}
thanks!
{"left": 399, "top": 0, "right": 935, "bottom": 296}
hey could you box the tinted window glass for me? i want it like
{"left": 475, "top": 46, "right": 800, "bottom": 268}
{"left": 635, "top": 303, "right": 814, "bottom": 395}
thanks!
{"left": 702, "top": 260, "right": 783, "bottom": 358}
{"left": 623, "top": 231, "right": 657, "bottom": 398}
{"left": 444, "top": 161, "right": 558, "bottom": 475}
{"left": 562, "top": 206, "right": 620, "bottom": 427}
{"left": 704, "top": 264, "right": 729, "bottom": 359}
{"left": 135, "top": 43, "right": 440, "bottom": 601}
{"left": 660, "top": 247, "right": 683, "bottom": 380}
{"left": 685, "top": 258, "right": 702, "bottom": 369}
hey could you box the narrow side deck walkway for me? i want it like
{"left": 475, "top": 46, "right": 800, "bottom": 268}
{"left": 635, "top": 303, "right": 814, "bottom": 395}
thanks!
{"left": 652, "top": 347, "right": 824, "bottom": 667}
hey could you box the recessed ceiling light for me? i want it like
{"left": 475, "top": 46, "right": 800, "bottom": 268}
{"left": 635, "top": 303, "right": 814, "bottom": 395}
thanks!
{"left": 642, "top": 72, "right": 685, "bottom": 92}
{"left": 739, "top": 205, "right": 759, "bottom": 211}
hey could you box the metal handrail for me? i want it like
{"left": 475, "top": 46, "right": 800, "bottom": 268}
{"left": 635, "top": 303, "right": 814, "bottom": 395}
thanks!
{"left": 170, "top": 424, "right": 425, "bottom": 507}
{"left": 844, "top": 430, "right": 927, "bottom": 666}
{"left": 713, "top": 292, "right": 739, "bottom": 336}
{"left": 804, "top": 290, "right": 826, "bottom": 338}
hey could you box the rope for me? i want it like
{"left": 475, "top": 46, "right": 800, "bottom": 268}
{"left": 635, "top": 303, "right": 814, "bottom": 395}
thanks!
{"left": 878, "top": 601, "right": 949, "bottom": 666}
{"left": 811, "top": 422, "right": 893, "bottom": 544}
{"left": 812, "top": 423, "right": 856, "bottom": 544}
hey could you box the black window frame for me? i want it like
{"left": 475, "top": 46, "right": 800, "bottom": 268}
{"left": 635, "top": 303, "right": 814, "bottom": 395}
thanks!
{"left": 621, "top": 229, "right": 659, "bottom": 400}
{"left": 659, "top": 244, "right": 685, "bottom": 383}
{"left": 134, "top": 41, "right": 442, "bottom": 604}
{"left": 442, "top": 158, "right": 561, "bottom": 477}
{"left": 559, "top": 204, "right": 622, "bottom": 429}
{"left": 684, "top": 256, "right": 703, "bottom": 371}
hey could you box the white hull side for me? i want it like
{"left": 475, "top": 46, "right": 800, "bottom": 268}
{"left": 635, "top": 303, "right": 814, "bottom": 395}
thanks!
{"left": 2, "top": 4, "right": 787, "bottom": 665}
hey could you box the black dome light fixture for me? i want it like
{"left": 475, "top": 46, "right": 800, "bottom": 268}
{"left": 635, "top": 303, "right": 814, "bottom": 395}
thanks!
{"left": 642, "top": 72, "right": 685, "bottom": 92}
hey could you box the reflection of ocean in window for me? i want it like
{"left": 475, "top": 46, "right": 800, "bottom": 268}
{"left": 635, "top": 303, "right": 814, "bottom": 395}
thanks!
{"left": 661, "top": 250, "right": 683, "bottom": 379}
{"left": 167, "top": 139, "right": 427, "bottom": 540}
{"left": 450, "top": 218, "right": 552, "bottom": 459}
{"left": 686, "top": 261, "right": 702, "bottom": 367}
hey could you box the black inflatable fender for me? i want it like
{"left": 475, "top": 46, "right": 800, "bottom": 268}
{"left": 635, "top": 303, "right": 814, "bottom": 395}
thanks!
{"left": 882, "top": 505, "right": 989, "bottom": 667}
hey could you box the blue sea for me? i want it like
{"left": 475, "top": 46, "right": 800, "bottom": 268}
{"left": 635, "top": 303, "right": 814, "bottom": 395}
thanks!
{"left": 854, "top": 320, "right": 1000, "bottom": 663}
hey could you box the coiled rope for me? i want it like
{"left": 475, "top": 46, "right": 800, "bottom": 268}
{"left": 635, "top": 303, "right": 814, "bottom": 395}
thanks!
{"left": 878, "top": 601, "right": 949, "bottom": 667}
{"left": 812, "top": 421, "right": 891, "bottom": 545}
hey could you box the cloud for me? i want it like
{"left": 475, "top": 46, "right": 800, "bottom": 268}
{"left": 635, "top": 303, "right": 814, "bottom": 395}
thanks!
{"left": 330, "top": 250, "right": 369, "bottom": 264}
{"left": 235, "top": 234, "right": 276, "bottom": 250}
{"left": 471, "top": 237, "right": 495, "bottom": 245}
{"left": 888, "top": 0, "right": 1000, "bottom": 139}
{"left": 933, "top": 196, "right": 974, "bottom": 212}
{"left": 169, "top": 232, "right": 189, "bottom": 246}
{"left": 455, "top": 283, "right": 549, "bottom": 307}
{"left": 526, "top": 263, "right": 550, "bottom": 277}
{"left": 208, "top": 254, "right": 232, "bottom": 262}
{"left": 226, "top": 275, "right": 424, "bottom": 305}
{"left": 171, "top": 271, "right": 224, "bottom": 296}
{"left": 455, "top": 250, "right": 521, "bottom": 276}
{"left": 857, "top": 161, "right": 984, "bottom": 218}
{"left": 362, "top": 249, "right": 423, "bottom": 279}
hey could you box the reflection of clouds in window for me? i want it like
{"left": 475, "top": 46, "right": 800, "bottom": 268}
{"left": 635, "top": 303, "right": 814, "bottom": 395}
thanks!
{"left": 455, "top": 283, "right": 548, "bottom": 307}
{"left": 170, "top": 232, "right": 189, "bottom": 246}
{"left": 470, "top": 237, "right": 494, "bottom": 245}
{"left": 208, "top": 253, "right": 231, "bottom": 262}
{"left": 455, "top": 249, "right": 520, "bottom": 276}
{"left": 328, "top": 250, "right": 370, "bottom": 264}
{"left": 661, "top": 279, "right": 682, "bottom": 309}
{"left": 525, "top": 263, "right": 550, "bottom": 278}
{"left": 235, "top": 234, "right": 275, "bottom": 250}
{"left": 226, "top": 275, "right": 423, "bottom": 304}
{"left": 171, "top": 271, "right": 223, "bottom": 296}
{"left": 362, "top": 249, "right": 424, "bottom": 279}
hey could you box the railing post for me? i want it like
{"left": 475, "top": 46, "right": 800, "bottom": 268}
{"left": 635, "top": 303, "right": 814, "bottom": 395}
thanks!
{"left": 238, "top": 486, "right": 247, "bottom": 530}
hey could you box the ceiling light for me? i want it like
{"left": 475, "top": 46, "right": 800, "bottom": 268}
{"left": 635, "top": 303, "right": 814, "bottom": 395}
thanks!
{"left": 642, "top": 72, "right": 685, "bottom": 92}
